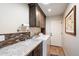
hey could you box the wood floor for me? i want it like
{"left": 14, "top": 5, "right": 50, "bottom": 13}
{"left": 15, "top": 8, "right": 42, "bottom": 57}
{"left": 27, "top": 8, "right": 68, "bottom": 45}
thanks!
{"left": 48, "top": 45, "right": 65, "bottom": 56}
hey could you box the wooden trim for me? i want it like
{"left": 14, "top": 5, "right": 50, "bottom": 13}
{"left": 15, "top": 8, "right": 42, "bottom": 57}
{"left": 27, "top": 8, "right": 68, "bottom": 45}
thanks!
{"left": 65, "top": 5, "right": 76, "bottom": 36}
{"left": 50, "top": 45, "right": 62, "bottom": 48}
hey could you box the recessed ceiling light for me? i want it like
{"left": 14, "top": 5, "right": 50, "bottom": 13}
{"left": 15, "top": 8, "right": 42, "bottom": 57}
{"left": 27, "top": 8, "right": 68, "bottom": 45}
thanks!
{"left": 48, "top": 9, "right": 51, "bottom": 12}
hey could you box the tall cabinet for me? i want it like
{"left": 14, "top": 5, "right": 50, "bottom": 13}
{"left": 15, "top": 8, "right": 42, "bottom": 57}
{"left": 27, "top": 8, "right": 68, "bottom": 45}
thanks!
{"left": 28, "top": 3, "right": 46, "bottom": 34}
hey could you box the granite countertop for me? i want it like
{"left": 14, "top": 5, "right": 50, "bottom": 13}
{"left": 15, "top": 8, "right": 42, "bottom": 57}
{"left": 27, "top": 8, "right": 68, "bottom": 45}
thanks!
{"left": 0, "top": 38, "right": 43, "bottom": 56}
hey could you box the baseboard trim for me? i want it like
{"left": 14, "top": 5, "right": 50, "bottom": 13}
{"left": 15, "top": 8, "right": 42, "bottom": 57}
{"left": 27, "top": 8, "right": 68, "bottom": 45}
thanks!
{"left": 50, "top": 45, "right": 62, "bottom": 48}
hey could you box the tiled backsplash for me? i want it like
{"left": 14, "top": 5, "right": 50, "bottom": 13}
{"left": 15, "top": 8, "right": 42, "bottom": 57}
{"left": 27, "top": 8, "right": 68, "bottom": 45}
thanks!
{"left": 5, "top": 32, "right": 30, "bottom": 40}
{"left": 29, "top": 27, "right": 41, "bottom": 37}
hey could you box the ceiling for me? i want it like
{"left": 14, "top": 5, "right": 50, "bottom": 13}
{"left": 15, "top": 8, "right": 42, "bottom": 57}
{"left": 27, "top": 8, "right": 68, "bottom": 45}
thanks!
{"left": 38, "top": 3, "right": 68, "bottom": 16}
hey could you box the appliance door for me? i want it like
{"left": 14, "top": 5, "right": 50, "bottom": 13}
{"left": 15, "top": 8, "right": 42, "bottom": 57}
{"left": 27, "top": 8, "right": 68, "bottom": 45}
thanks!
{"left": 47, "top": 37, "right": 51, "bottom": 56}
{"left": 42, "top": 36, "right": 51, "bottom": 56}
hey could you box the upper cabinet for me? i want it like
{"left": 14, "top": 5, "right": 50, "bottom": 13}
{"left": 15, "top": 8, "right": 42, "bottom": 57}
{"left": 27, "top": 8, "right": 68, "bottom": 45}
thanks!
{"left": 28, "top": 3, "right": 46, "bottom": 28}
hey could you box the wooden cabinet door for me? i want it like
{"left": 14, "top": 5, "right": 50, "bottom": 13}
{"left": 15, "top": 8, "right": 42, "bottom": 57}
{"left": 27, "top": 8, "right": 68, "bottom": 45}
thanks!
{"left": 29, "top": 4, "right": 36, "bottom": 27}
{"left": 36, "top": 6, "right": 45, "bottom": 28}
{"left": 33, "top": 42, "right": 42, "bottom": 56}
{"left": 39, "top": 11, "right": 45, "bottom": 28}
{"left": 29, "top": 3, "right": 46, "bottom": 28}
{"left": 36, "top": 7, "right": 40, "bottom": 27}
{"left": 33, "top": 44, "right": 40, "bottom": 56}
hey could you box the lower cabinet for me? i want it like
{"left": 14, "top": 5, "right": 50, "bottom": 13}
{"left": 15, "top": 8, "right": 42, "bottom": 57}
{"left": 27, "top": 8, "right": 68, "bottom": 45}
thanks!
{"left": 27, "top": 42, "right": 42, "bottom": 56}
{"left": 27, "top": 52, "right": 33, "bottom": 56}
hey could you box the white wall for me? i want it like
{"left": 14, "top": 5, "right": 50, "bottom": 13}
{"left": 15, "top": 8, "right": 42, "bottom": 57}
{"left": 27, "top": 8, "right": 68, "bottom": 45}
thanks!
{"left": 0, "top": 3, "right": 29, "bottom": 34}
{"left": 46, "top": 16, "right": 63, "bottom": 46}
{"left": 62, "top": 3, "right": 79, "bottom": 56}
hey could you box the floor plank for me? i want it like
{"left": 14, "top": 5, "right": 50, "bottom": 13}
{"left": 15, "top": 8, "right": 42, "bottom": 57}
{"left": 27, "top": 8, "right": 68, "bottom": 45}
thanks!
{"left": 48, "top": 45, "right": 65, "bottom": 56}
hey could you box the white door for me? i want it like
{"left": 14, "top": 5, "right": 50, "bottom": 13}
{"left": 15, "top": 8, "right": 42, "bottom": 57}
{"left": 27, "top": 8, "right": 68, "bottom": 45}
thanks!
{"left": 50, "top": 19, "right": 62, "bottom": 46}
{"left": 46, "top": 17, "right": 62, "bottom": 46}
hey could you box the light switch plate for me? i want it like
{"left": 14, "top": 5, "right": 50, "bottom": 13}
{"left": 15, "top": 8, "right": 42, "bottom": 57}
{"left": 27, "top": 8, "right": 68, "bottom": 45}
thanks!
{"left": 0, "top": 35, "right": 5, "bottom": 41}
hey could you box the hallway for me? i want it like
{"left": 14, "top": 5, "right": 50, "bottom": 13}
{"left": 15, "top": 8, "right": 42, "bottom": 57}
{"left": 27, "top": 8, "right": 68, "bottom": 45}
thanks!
{"left": 39, "top": 3, "right": 78, "bottom": 56}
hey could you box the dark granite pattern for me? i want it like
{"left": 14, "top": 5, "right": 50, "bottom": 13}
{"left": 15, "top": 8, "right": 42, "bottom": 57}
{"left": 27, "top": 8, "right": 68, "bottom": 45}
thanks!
{"left": 5, "top": 32, "right": 30, "bottom": 40}
{"left": 0, "top": 32, "right": 30, "bottom": 48}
